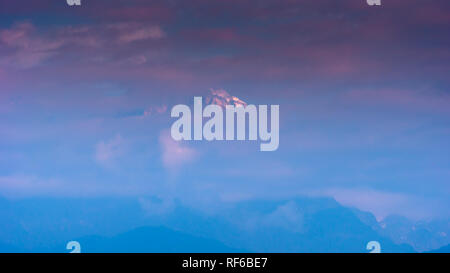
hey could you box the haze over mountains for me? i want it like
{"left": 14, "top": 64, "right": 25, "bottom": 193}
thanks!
{"left": 1, "top": 195, "right": 447, "bottom": 253}
{"left": 427, "top": 244, "right": 450, "bottom": 253}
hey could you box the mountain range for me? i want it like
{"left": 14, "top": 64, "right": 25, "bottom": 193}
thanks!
{"left": 0, "top": 196, "right": 448, "bottom": 253}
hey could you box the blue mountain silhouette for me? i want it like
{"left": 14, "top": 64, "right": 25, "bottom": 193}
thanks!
{"left": 427, "top": 244, "right": 450, "bottom": 253}
{"left": 69, "top": 226, "right": 242, "bottom": 253}
{"left": 0, "top": 196, "right": 420, "bottom": 253}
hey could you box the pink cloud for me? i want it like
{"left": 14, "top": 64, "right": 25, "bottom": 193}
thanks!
{"left": 95, "top": 135, "right": 127, "bottom": 167}
{"left": 141, "top": 105, "right": 168, "bottom": 118}
{"left": 108, "top": 23, "right": 165, "bottom": 44}
{"left": 345, "top": 89, "right": 450, "bottom": 114}
{"left": 206, "top": 88, "right": 247, "bottom": 108}
{"left": 101, "top": 5, "right": 173, "bottom": 22}
{"left": 0, "top": 22, "right": 34, "bottom": 46}
{"left": 0, "top": 175, "right": 62, "bottom": 198}
{"left": 0, "top": 22, "right": 65, "bottom": 68}
{"left": 159, "top": 130, "right": 197, "bottom": 170}
{"left": 0, "top": 21, "right": 165, "bottom": 69}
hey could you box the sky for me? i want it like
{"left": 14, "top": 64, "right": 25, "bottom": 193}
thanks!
{"left": 0, "top": 0, "right": 449, "bottom": 241}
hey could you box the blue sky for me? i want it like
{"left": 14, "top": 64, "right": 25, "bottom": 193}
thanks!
{"left": 0, "top": 0, "right": 449, "bottom": 252}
